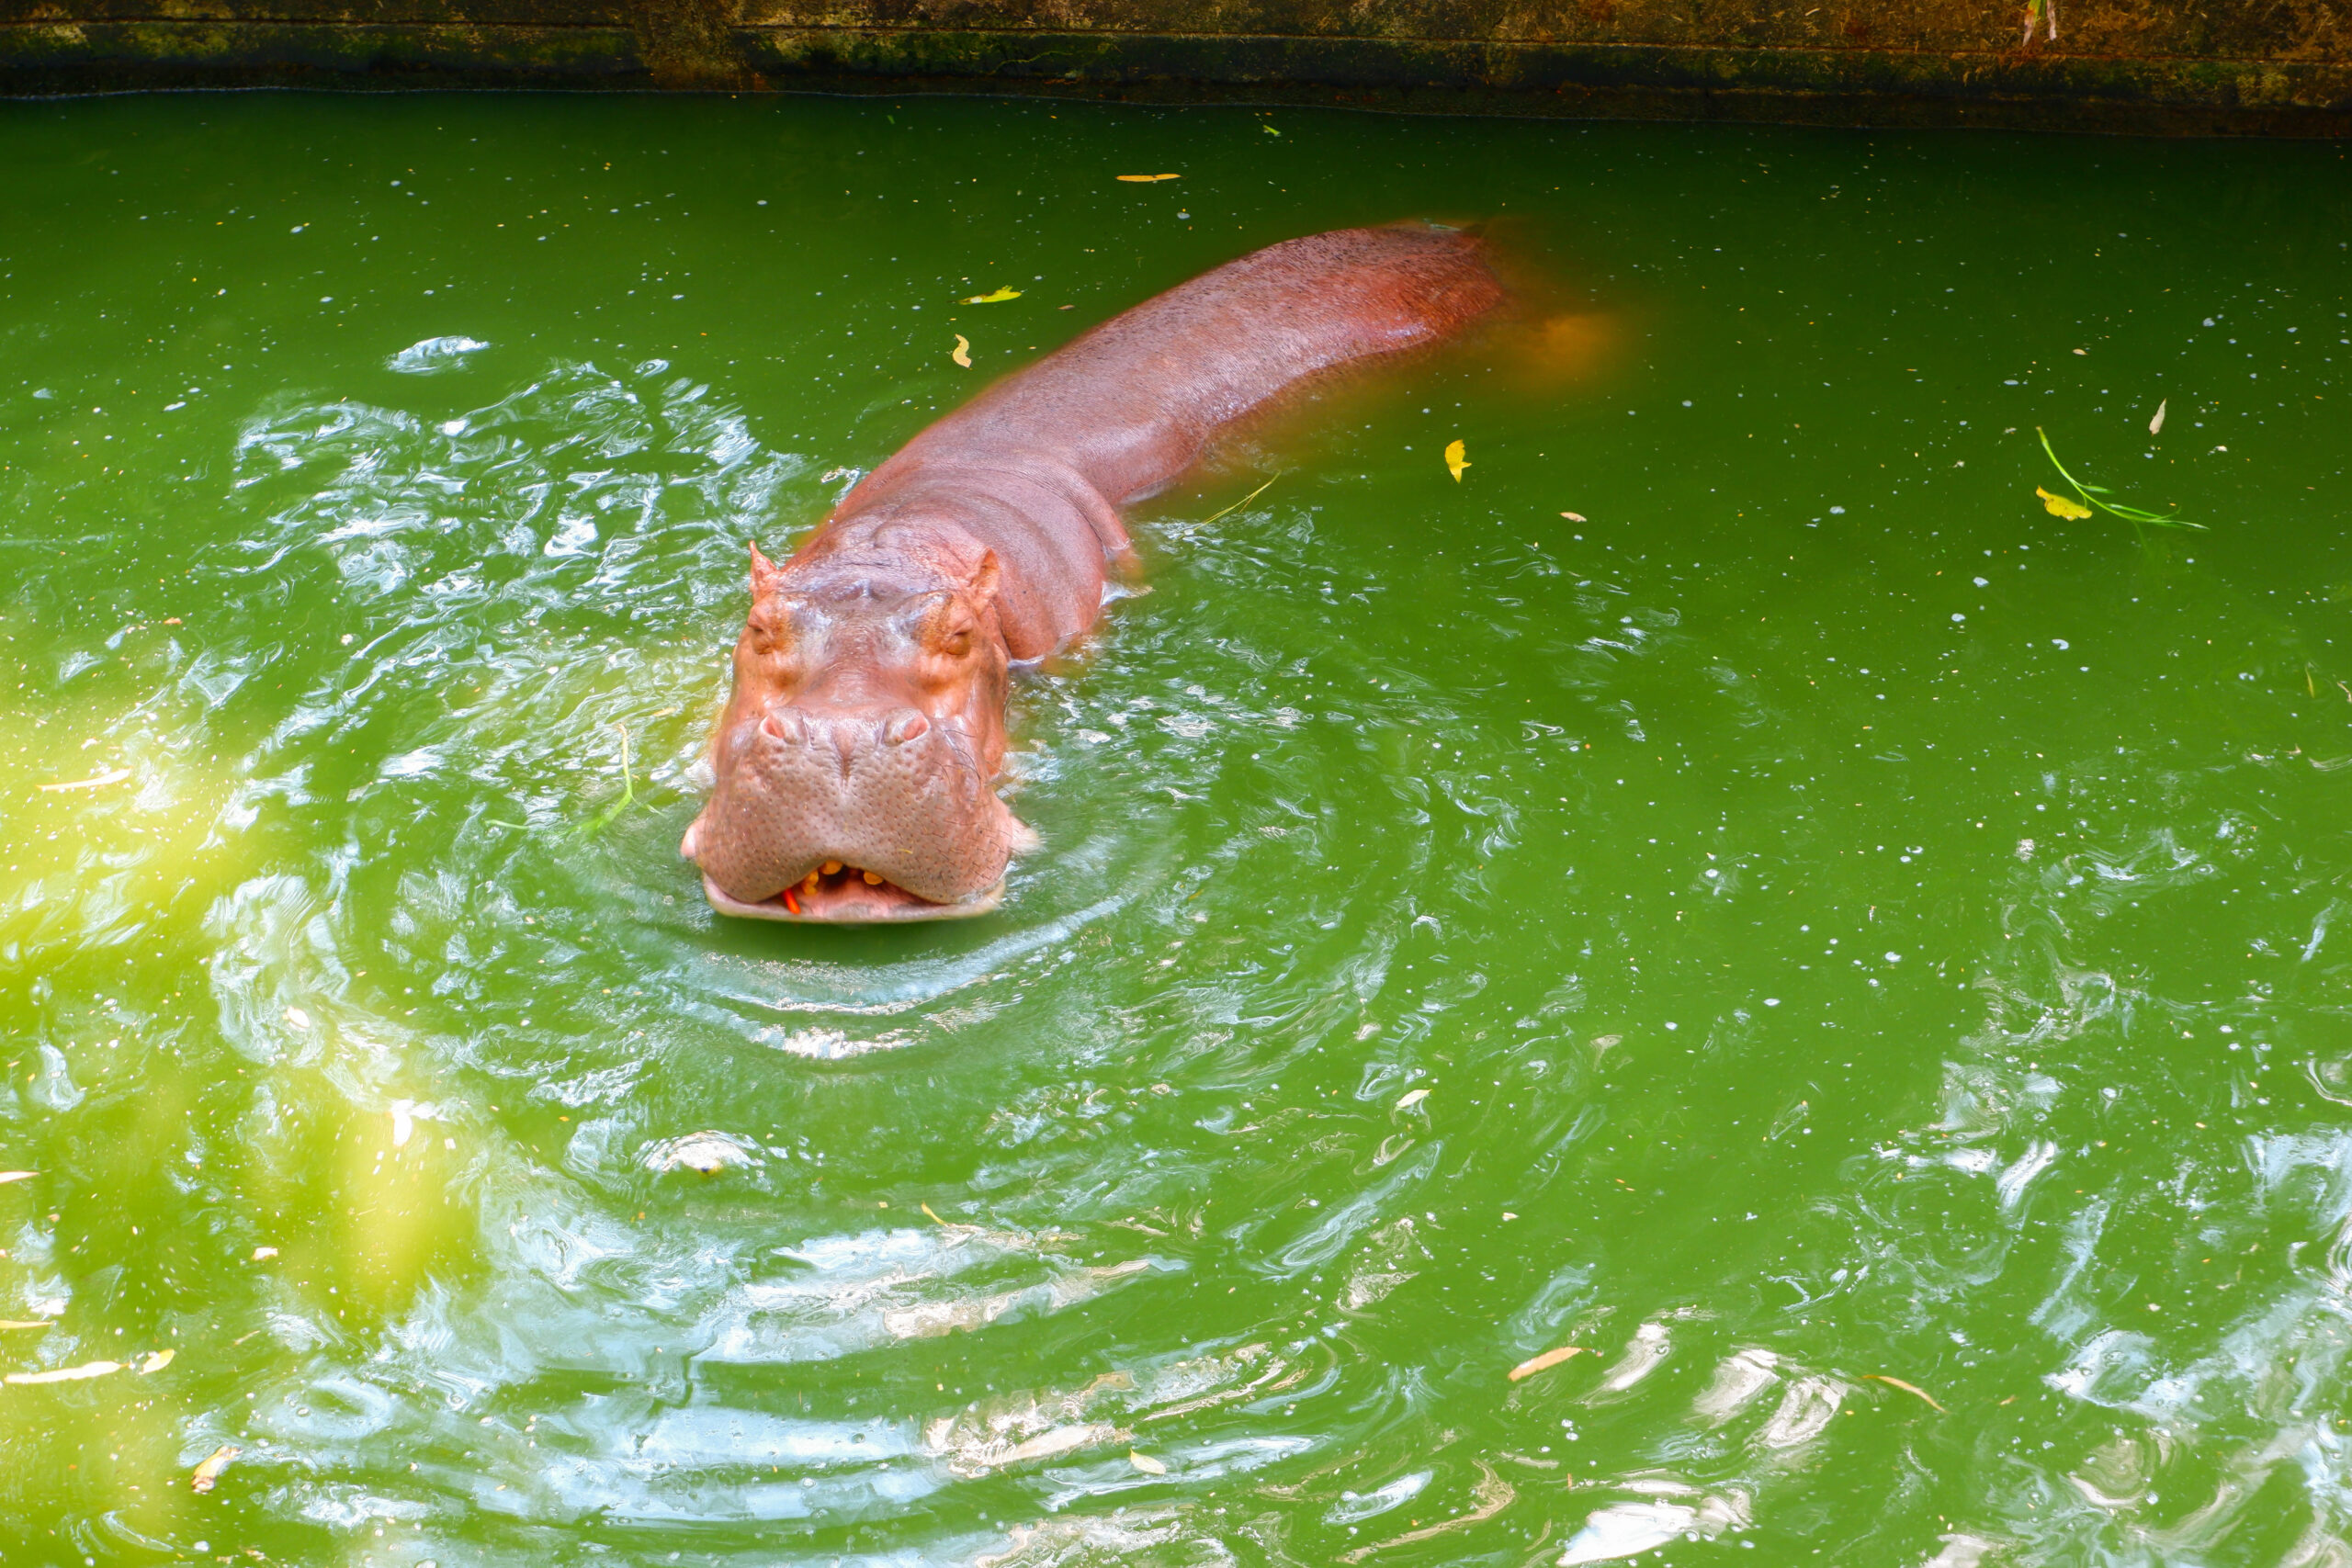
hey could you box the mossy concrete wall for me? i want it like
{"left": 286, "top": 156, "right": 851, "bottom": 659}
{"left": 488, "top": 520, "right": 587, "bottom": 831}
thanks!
{"left": 2, "top": 0, "right": 2346, "bottom": 135}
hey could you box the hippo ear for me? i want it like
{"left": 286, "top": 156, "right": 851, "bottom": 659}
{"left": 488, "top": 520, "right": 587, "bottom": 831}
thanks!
{"left": 749, "top": 541, "right": 784, "bottom": 601}
{"left": 966, "top": 549, "right": 1001, "bottom": 611}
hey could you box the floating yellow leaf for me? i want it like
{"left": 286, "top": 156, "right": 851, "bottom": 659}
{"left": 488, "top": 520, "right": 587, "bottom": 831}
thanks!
{"left": 1445, "top": 439, "right": 1469, "bottom": 482}
{"left": 1864, "top": 1373, "right": 1946, "bottom": 1412}
{"left": 1115, "top": 174, "right": 1181, "bottom": 183}
{"left": 951, "top": 335, "right": 972, "bottom": 369}
{"left": 6, "top": 1359, "right": 122, "bottom": 1384}
{"left": 1128, "top": 1449, "right": 1168, "bottom": 1474}
{"left": 921, "top": 1202, "right": 945, "bottom": 1224}
{"left": 2037, "top": 486, "right": 2092, "bottom": 520}
{"left": 1262, "top": 125, "right": 1282, "bottom": 137}
{"left": 1395, "top": 1088, "right": 1430, "bottom": 1111}
{"left": 2149, "top": 398, "right": 2167, "bottom": 435}
{"left": 0, "top": 1320, "right": 53, "bottom": 1331}
{"left": 1561, "top": 511, "right": 1587, "bottom": 523}
{"left": 963, "top": 287, "right": 1022, "bottom": 304}
{"left": 190, "top": 1444, "right": 241, "bottom": 1494}
{"left": 1507, "top": 1345, "right": 1585, "bottom": 1382}
{"left": 0, "top": 1171, "right": 34, "bottom": 1185}
{"left": 137, "top": 1348, "right": 175, "bottom": 1374}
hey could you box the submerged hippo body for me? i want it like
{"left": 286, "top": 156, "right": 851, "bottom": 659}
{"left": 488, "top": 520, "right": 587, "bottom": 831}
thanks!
{"left": 684, "top": 223, "right": 1507, "bottom": 921}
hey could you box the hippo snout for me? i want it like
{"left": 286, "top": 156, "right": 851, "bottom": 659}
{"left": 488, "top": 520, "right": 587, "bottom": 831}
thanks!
{"left": 684, "top": 703, "right": 1028, "bottom": 920}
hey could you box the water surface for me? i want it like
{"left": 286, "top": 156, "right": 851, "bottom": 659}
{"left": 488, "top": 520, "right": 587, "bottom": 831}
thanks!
{"left": 3, "top": 90, "right": 2351, "bottom": 1567}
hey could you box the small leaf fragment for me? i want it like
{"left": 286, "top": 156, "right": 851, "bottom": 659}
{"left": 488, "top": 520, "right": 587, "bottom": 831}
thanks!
{"left": 0, "top": 1320, "right": 53, "bottom": 1331}
{"left": 1395, "top": 1088, "right": 1430, "bottom": 1111}
{"left": 1115, "top": 174, "right": 1181, "bottom": 183}
{"left": 963, "top": 287, "right": 1022, "bottom": 304}
{"left": 0, "top": 1171, "right": 34, "bottom": 1185}
{"left": 137, "top": 1348, "right": 175, "bottom": 1374}
{"left": 252, "top": 1246, "right": 277, "bottom": 1261}
{"left": 2036, "top": 486, "right": 2093, "bottom": 520}
{"left": 1508, "top": 1345, "right": 1585, "bottom": 1382}
{"left": 951, "top": 335, "right": 972, "bottom": 369}
{"left": 1262, "top": 125, "right": 1282, "bottom": 136}
{"left": 1864, "top": 1373, "right": 1946, "bottom": 1411}
{"left": 190, "top": 1444, "right": 241, "bottom": 1494}
{"left": 921, "top": 1202, "right": 945, "bottom": 1224}
{"left": 1129, "top": 1449, "right": 1168, "bottom": 1474}
{"left": 1444, "top": 439, "right": 1469, "bottom": 482}
{"left": 6, "top": 1359, "right": 122, "bottom": 1384}
{"left": 2149, "top": 399, "right": 2167, "bottom": 435}
{"left": 1561, "top": 512, "right": 1586, "bottom": 523}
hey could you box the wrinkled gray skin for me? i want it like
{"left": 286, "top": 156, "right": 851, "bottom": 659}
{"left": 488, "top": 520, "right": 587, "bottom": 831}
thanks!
{"left": 683, "top": 224, "right": 1506, "bottom": 922}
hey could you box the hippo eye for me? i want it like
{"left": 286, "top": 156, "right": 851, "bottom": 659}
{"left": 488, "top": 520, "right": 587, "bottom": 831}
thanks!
{"left": 909, "top": 593, "right": 978, "bottom": 659}
{"left": 744, "top": 602, "right": 798, "bottom": 660}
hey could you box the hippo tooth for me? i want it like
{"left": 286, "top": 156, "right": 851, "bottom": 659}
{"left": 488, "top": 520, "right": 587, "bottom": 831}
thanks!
{"left": 863, "top": 870, "right": 884, "bottom": 886}
{"left": 821, "top": 860, "right": 842, "bottom": 875}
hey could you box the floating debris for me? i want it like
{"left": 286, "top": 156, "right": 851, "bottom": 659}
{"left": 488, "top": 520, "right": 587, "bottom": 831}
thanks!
{"left": 2036, "top": 427, "right": 2200, "bottom": 530}
{"left": 1128, "top": 1449, "right": 1168, "bottom": 1474}
{"left": 1338, "top": 1462, "right": 1512, "bottom": 1563}
{"left": 1200, "top": 472, "right": 1279, "bottom": 525}
{"left": 2037, "top": 486, "right": 2093, "bottom": 521}
{"left": 189, "top": 1445, "right": 241, "bottom": 1493}
{"left": 577, "top": 723, "right": 637, "bottom": 835}
{"left": 36, "top": 768, "right": 130, "bottom": 794}
{"left": 1115, "top": 174, "right": 1181, "bottom": 183}
{"left": 952, "top": 334, "right": 972, "bottom": 368}
{"left": 1865, "top": 1372, "right": 1947, "bottom": 1411}
{"left": 136, "top": 1349, "right": 175, "bottom": 1374}
{"left": 6, "top": 1359, "right": 122, "bottom": 1384}
{"left": 1444, "top": 439, "right": 1470, "bottom": 481}
{"left": 1508, "top": 1345, "right": 1586, "bottom": 1382}
{"left": 963, "top": 287, "right": 1022, "bottom": 304}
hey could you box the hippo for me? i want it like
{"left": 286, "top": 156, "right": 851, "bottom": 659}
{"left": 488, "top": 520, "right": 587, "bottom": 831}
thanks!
{"left": 681, "top": 223, "right": 1507, "bottom": 922}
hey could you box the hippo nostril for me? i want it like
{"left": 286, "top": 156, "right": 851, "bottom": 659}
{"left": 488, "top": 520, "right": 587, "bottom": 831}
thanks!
{"left": 762, "top": 710, "right": 812, "bottom": 745}
{"left": 882, "top": 710, "right": 931, "bottom": 746}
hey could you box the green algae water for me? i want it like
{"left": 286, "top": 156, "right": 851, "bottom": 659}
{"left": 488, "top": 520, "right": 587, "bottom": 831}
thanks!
{"left": 3, "top": 89, "right": 2351, "bottom": 1567}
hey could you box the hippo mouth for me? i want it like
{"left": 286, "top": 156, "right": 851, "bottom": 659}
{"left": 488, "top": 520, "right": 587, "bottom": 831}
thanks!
{"left": 699, "top": 863, "right": 1005, "bottom": 924}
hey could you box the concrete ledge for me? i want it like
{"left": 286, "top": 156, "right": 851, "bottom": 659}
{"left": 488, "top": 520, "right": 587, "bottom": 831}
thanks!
{"left": 1, "top": 1, "right": 2346, "bottom": 136}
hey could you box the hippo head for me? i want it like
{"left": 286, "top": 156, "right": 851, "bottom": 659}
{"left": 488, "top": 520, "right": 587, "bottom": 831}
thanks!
{"left": 681, "top": 535, "right": 1034, "bottom": 922}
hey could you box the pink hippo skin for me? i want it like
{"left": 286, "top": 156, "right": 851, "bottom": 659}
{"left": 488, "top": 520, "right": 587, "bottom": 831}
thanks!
{"left": 682, "top": 223, "right": 1507, "bottom": 921}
